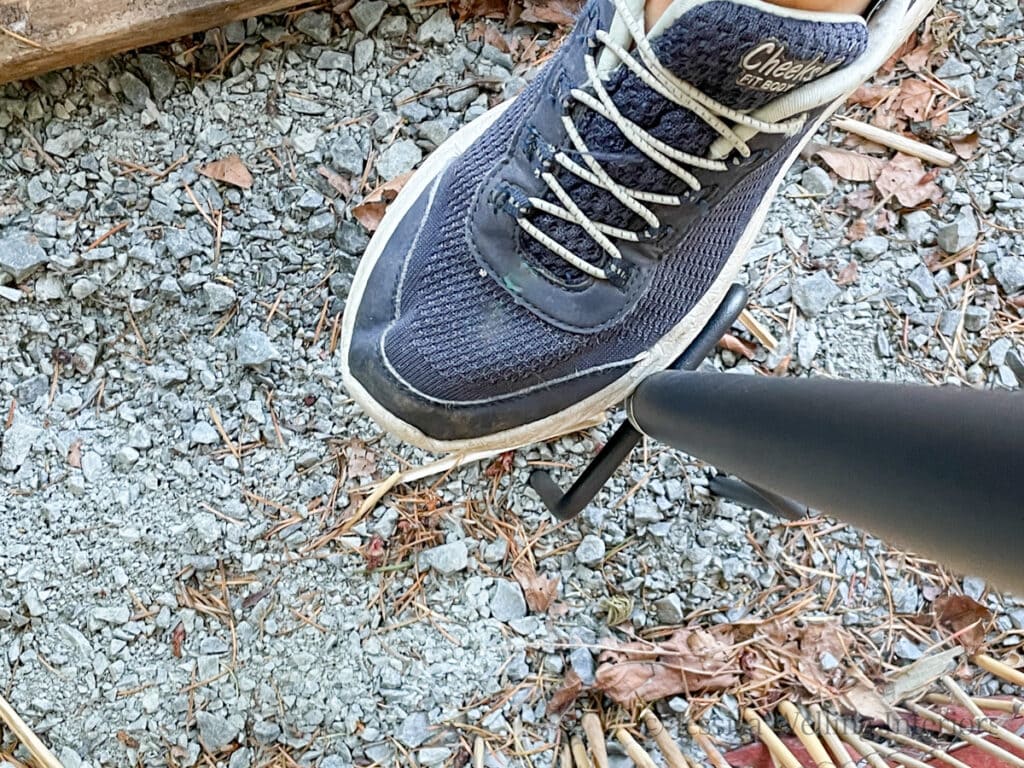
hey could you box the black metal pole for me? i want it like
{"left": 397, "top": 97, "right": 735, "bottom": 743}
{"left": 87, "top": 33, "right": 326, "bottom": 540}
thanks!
{"left": 628, "top": 372, "right": 1024, "bottom": 594}
{"left": 529, "top": 284, "right": 749, "bottom": 519}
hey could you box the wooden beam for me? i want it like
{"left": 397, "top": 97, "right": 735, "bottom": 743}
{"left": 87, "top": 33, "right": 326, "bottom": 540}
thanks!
{"left": 0, "top": 0, "right": 308, "bottom": 86}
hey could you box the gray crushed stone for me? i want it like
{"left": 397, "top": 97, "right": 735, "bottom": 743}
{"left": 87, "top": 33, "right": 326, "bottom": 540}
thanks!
{"left": 2, "top": 0, "right": 1023, "bottom": 765}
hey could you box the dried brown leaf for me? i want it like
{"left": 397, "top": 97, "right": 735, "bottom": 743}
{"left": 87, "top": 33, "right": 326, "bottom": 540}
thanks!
{"left": 875, "top": 153, "right": 943, "bottom": 208}
{"left": 895, "top": 79, "right": 933, "bottom": 122}
{"left": 484, "top": 450, "right": 515, "bottom": 479}
{"left": 843, "top": 679, "right": 894, "bottom": 721}
{"left": 344, "top": 438, "right": 377, "bottom": 478}
{"left": 171, "top": 621, "right": 186, "bottom": 658}
{"left": 67, "top": 439, "right": 82, "bottom": 469}
{"left": 718, "top": 333, "right": 755, "bottom": 359}
{"left": 467, "top": 20, "right": 512, "bottom": 48}
{"left": 482, "top": 23, "right": 511, "bottom": 51}
{"left": 593, "top": 617, "right": 859, "bottom": 707}
{"left": 793, "top": 621, "right": 851, "bottom": 694}
{"left": 874, "top": 208, "right": 899, "bottom": 232}
{"left": 199, "top": 154, "right": 253, "bottom": 189}
{"left": 363, "top": 534, "right": 386, "bottom": 571}
{"left": 881, "top": 33, "right": 918, "bottom": 74}
{"left": 594, "top": 625, "right": 740, "bottom": 705}
{"left": 771, "top": 354, "right": 792, "bottom": 376}
{"left": 318, "top": 165, "right": 352, "bottom": 199}
{"left": 352, "top": 201, "right": 388, "bottom": 232}
{"left": 453, "top": 0, "right": 507, "bottom": 22}
{"left": 847, "top": 218, "right": 870, "bottom": 242}
{"left": 950, "top": 132, "right": 979, "bottom": 160}
{"left": 870, "top": 104, "right": 904, "bottom": 132}
{"left": 900, "top": 43, "right": 932, "bottom": 73}
{"left": 365, "top": 171, "right": 414, "bottom": 204}
{"left": 117, "top": 731, "right": 140, "bottom": 749}
{"left": 548, "top": 668, "right": 584, "bottom": 715}
{"left": 353, "top": 171, "right": 415, "bottom": 232}
{"left": 814, "top": 147, "right": 886, "bottom": 182}
{"left": 519, "top": 0, "right": 581, "bottom": 25}
{"left": 513, "top": 561, "right": 560, "bottom": 613}
{"left": 934, "top": 593, "right": 992, "bottom": 654}
{"left": 242, "top": 587, "right": 271, "bottom": 609}
{"left": 837, "top": 260, "right": 859, "bottom": 286}
{"left": 846, "top": 84, "right": 899, "bottom": 108}
{"left": 846, "top": 187, "right": 877, "bottom": 212}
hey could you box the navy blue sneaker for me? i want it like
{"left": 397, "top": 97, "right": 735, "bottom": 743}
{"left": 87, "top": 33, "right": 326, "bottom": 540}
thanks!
{"left": 341, "top": 0, "right": 934, "bottom": 452}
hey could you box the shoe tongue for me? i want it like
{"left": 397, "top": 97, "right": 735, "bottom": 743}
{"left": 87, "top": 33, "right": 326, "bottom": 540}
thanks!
{"left": 647, "top": 0, "right": 869, "bottom": 112}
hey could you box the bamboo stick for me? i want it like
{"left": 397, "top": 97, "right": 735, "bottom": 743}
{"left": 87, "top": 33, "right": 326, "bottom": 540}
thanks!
{"left": 0, "top": 692, "right": 63, "bottom": 768}
{"left": 641, "top": 709, "right": 688, "bottom": 768}
{"left": 872, "top": 739, "right": 950, "bottom": 768}
{"left": 778, "top": 701, "right": 835, "bottom": 768}
{"left": 835, "top": 727, "right": 907, "bottom": 768}
{"left": 873, "top": 728, "right": 973, "bottom": 768}
{"left": 821, "top": 709, "right": 891, "bottom": 768}
{"left": 687, "top": 721, "right": 734, "bottom": 768}
{"left": 925, "top": 693, "right": 1024, "bottom": 716}
{"left": 561, "top": 741, "right": 574, "bottom": 768}
{"left": 582, "top": 713, "right": 609, "bottom": 768}
{"left": 831, "top": 116, "right": 957, "bottom": 167}
{"left": 473, "top": 736, "right": 486, "bottom": 768}
{"left": 808, "top": 705, "right": 859, "bottom": 768}
{"left": 614, "top": 728, "right": 659, "bottom": 768}
{"left": 906, "top": 701, "right": 1024, "bottom": 768}
{"left": 974, "top": 654, "right": 1024, "bottom": 689}
{"left": 941, "top": 675, "right": 1024, "bottom": 754}
{"left": 743, "top": 708, "right": 802, "bottom": 768}
{"left": 571, "top": 736, "right": 593, "bottom": 768}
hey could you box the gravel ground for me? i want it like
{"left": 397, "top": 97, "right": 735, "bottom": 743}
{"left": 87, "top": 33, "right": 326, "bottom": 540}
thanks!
{"left": 1, "top": 1, "right": 1023, "bottom": 766}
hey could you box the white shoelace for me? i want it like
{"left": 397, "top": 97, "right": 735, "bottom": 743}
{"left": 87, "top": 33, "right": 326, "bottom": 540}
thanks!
{"left": 515, "top": 0, "right": 807, "bottom": 281}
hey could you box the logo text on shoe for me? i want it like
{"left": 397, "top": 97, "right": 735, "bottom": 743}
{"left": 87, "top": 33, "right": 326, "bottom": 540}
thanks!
{"left": 737, "top": 40, "right": 842, "bottom": 93}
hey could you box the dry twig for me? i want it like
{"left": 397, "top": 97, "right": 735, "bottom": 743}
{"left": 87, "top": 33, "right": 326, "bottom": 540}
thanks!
{"left": 0, "top": 692, "right": 62, "bottom": 768}
{"left": 832, "top": 116, "right": 957, "bottom": 167}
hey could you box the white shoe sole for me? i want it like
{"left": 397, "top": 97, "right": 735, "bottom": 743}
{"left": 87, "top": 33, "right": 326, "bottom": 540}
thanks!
{"left": 339, "top": 0, "right": 935, "bottom": 455}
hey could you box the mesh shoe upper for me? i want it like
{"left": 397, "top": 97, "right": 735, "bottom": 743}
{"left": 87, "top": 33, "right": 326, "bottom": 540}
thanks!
{"left": 348, "top": 0, "right": 871, "bottom": 439}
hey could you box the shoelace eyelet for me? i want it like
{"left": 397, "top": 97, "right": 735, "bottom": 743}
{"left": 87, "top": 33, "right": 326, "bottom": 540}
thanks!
{"left": 493, "top": 185, "right": 532, "bottom": 218}
{"left": 641, "top": 225, "right": 675, "bottom": 247}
